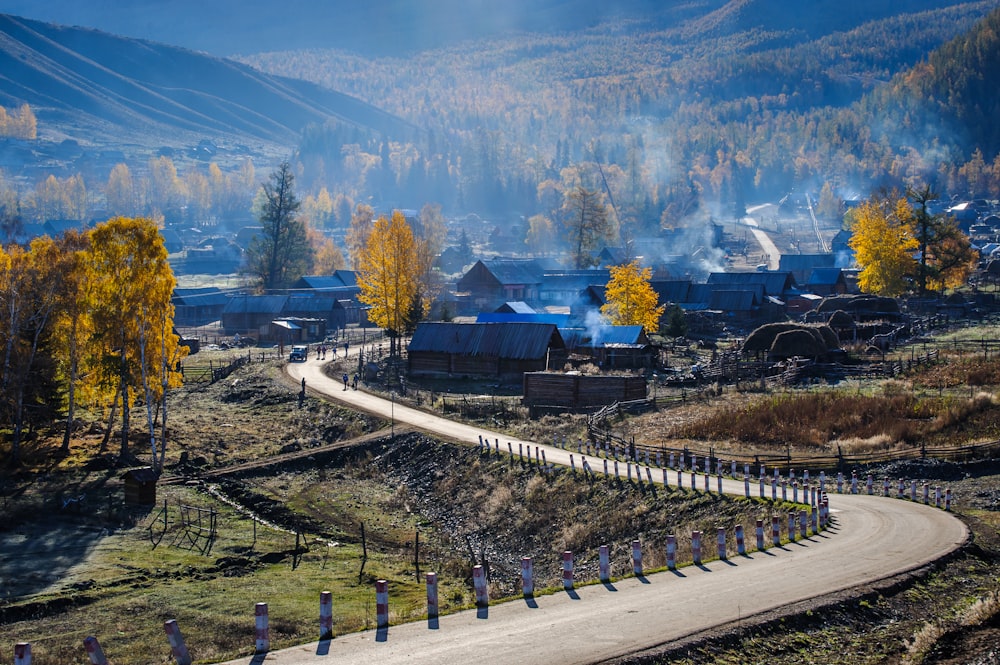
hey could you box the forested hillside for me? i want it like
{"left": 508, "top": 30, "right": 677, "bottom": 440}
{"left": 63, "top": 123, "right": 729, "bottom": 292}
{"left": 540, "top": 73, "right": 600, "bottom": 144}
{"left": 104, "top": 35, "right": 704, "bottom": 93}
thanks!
{"left": 242, "top": 0, "right": 1000, "bottom": 226}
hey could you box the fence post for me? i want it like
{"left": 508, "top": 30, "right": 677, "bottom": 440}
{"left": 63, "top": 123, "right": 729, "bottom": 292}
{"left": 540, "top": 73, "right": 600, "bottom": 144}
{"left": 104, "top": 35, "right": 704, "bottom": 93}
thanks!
{"left": 666, "top": 535, "right": 677, "bottom": 570}
{"left": 772, "top": 515, "right": 780, "bottom": 546}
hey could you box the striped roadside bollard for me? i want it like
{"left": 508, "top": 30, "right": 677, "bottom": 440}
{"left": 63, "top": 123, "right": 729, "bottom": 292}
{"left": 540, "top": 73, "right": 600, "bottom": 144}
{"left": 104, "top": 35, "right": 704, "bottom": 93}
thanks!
{"left": 426, "top": 573, "right": 439, "bottom": 620}
{"left": 522, "top": 557, "right": 534, "bottom": 597}
{"left": 735, "top": 524, "right": 745, "bottom": 555}
{"left": 320, "top": 591, "right": 333, "bottom": 639}
{"left": 717, "top": 473, "right": 723, "bottom": 494}
{"left": 562, "top": 551, "right": 574, "bottom": 590}
{"left": 803, "top": 470, "right": 810, "bottom": 485}
{"left": 164, "top": 620, "right": 193, "bottom": 665}
{"left": 84, "top": 637, "right": 109, "bottom": 665}
{"left": 666, "top": 534, "right": 677, "bottom": 570}
{"left": 759, "top": 476, "right": 765, "bottom": 498}
{"left": 704, "top": 471, "right": 710, "bottom": 493}
{"left": 851, "top": 472, "right": 858, "bottom": 494}
{"left": 473, "top": 565, "right": 488, "bottom": 607}
{"left": 935, "top": 486, "right": 942, "bottom": 508}
{"left": 604, "top": 459, "right": 609, "bottom": 477}
{"left": 691, "top": 531, "right": 702, "bottom": 566}
{"left": 678, "top": 468, "right": 684, "bottom": 489}
{"left": 819, "top": 471, "right": 826, "bottom": 492}
{"left": 798, "top": 510, "right": 807, "bottom": 539}
{"left": 691, "top": 470, "right": 697, "bottom": 491}
{"left": 771, "top": 477, "right": 777, "bottom": 501}
{"left": 945, "top": 488, "right": 952, "bottom": 511}
{"left": 716, "top": 527, "right": 727, "bottom": 560}
{"left": 632, "top": 540, "right": 643, "bottom": 575}
{"left": 771, "top": 515, "right": 780, "bottom": 546}
{"left": 376, "top": 580, "right": 389, "bottom": 628}
{"left": 781, "top": 479, "right": 787, "bottom": 502}
{"left": 255, "top": 603, "right": 269, "bottom": 653}
{"left": 792, "top": 481, "right": 799, "bottom": 504}
{"left": 898, "top": 478, "right": 906, "bottom": 498}
{"left": 788, "top": 513, "right": 796, "bottom": 543}
{"left": 923, "top": 483, "right": 930, "bottom": 504}
{"left": 882, "top": 477, "right": 889, "bottom": 496}
{"left": 646, "top": 467, "right": 653, "bottom": 485}
{"left": 731, "top": 460, "right": 738, "bottom": 476}
{"left": 755, "top": 519, "right": 765, "bottom": 551}
{"left": 836, "top": 472, "right": 844, "bottom": 494}
{"left": 911, "top": 480, "right": 917, "bottom": 501}
{"left": 662, "top": 467, "right": 669, "bottom": 486}
{"left": 14, "top": 643, "right": 31, "bottom": 665}
{"left": 599, "top": 545, "right": 610, "bottom": 583}
{"left": 811, "top": 506, "right": 818, "bottom": 533}
{"left": 743, "top": 476, "right": 750, "bottom": 498}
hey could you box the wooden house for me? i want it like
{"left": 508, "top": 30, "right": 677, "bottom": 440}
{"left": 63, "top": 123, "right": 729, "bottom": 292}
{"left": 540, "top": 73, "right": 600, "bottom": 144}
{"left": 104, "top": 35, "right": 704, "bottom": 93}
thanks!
{"left": 408, "top": 322, "right": 566, "bottom": 379}
{"left": 456, "top": 259, "right": 544, "bottom": 312}
{"left": 172, "top": 287, "right": 229, "bottom": 326}
{"left": 560, "top": 325, "right": 654, "bottom": 369}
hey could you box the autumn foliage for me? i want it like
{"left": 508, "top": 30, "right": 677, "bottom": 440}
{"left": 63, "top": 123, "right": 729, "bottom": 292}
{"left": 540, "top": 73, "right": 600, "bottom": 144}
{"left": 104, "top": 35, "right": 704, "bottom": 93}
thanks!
{"left": 0, "top": 217, "right": 185, "bottom": 467}
{"left": 601, "top": 260, "right": 665, "bottom": 332}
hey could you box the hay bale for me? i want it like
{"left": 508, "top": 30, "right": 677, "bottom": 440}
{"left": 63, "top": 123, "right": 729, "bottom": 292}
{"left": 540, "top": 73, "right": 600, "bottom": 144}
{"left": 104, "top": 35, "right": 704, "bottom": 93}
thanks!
{"left": 743, "top": 322, "right": 840, "bottom": 354}
{"left": 742, "top": 322, "right": 802, "bottom": 353}
{"left": 827, "top": 309, "right": 855, "bottom": 328}
{"left": 815, "top": 294, "right": 900, "bottom": 316}
{"left": 769, "top": 329, "right": 827, "bottom": 359}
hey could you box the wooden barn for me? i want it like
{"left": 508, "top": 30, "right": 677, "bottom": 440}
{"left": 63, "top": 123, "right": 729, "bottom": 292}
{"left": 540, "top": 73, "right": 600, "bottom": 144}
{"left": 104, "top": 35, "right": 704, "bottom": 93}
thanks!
{"left": 523, "top": 372, "right": 647, "bottom": 413}
{"left": 123, "top": 467, "right": 158, "bottom": 506}
{"left": 408, "top": 322, "right": 566, "bottom": 379}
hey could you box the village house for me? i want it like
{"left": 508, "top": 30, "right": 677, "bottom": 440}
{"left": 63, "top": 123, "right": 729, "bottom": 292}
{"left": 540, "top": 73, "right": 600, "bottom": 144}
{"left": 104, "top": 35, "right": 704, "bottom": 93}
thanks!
{"left": 407, "top": 321, "right": 567, "bottom": 379}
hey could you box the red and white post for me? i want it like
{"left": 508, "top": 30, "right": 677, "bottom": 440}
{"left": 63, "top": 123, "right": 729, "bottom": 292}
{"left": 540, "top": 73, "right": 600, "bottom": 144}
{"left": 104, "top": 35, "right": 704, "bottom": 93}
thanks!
{"left": 735, "top": 524, "right": 746, "bottom": 555}
{"left": 632, "top": 540, "right": 643, "bottom": 575}
{"left": 164, "top": 620, "right": 193, "bottom": 665}
{"left": 426, "top": 573, "right": 439, "bottom": 619}
{"left": 945, "top": 487, "right": 952, "bottom": 511}
{"left": 771, "top": 515, "right": 781, "bottom": 546}
{"left": 666, "top": 535, "right": 677, "bottom": 570}
{"left": 83, "top": 637, "right": 109, "bottom": 665}
{"left": 320, "top": 591, "right": 333, "bottom": 638}
{"left": 788, "top": 513, "right": 796, "bottom": 542}
{"left": 799, "top": 510, "right": 807, "bottom": 539}
{"left": 255, "top": 603, "right": 270, "bottom": 653}
{"left": 473, "top": 565, "right": 488, "bottom": 607}
{"left": 562, "top": 551, "right": 574, "bottom": 590}
{"left": 756, "top": 519, "right": 765, "bottom": 551}
{"left": 376, "top": 579, "right": 389, "bottom": 628}
{"left": 599, "top": 545, "right": 610, "bottom": 583}
{"left": 521, "top": 557, "right": 534, "bottom": 597}
{"left": 14, "top": 643, "right": 30, "bottom": 665}
{"left": 691, "top": 531, "right": 702, "bottom": 566}
{"left": 717, "top": 527, "right": 727, "bottom": 560}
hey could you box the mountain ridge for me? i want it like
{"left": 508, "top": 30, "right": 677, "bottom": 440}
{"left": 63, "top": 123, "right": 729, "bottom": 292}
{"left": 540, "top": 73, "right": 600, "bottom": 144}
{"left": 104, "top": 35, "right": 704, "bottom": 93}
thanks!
{"left": 0, "top": 13, "right": 412, "bottom": 151}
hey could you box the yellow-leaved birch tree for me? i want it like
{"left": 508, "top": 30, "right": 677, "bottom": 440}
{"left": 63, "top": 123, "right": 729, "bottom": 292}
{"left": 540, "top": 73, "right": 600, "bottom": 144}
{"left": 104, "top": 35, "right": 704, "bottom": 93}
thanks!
{"left": 601, "top": 260, "right": 665, "bottom": 331}
{"left": 357, "top": 211, "right": 419, "bottom": 358}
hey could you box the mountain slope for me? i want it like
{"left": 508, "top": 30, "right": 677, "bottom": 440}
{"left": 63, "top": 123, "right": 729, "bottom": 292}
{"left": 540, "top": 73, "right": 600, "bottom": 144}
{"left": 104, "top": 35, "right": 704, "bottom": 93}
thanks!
{"left": 0, "top": 14, "right": 412, "bottom": 148}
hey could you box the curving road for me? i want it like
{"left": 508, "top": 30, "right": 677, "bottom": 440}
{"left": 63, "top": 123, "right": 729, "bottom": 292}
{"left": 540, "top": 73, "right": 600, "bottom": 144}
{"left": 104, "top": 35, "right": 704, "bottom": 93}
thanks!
{"left": 216, "top": 355, "right": 968, "bottom": 665}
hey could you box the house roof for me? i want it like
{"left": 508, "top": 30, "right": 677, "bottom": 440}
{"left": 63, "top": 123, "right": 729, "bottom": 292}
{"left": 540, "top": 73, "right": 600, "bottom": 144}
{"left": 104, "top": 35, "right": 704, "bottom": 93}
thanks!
{"left": 294, "top": 271, "right": 358, "bottom": 290}
{"left": 778, "top": 254, "right": 837, "bottom": 272}
{"left": 223, "top": 295, "right": 288, "bottom": 315}
{"left": 651, "top": 280, "right": 692, "bottom": 304}
{"left": 409, "top": 322, "right": 563, "bottom": 359}
{"left": 496, "top": 301, "right": 536, "bottom": 314}
{"left": 806, "top": 268, "right": 846, "bottom": 285}
{"left": 706, "top": 271, "right": 796, "bottom": 296}
{"left": 561, "top": 325, "right": 648, "bottom": 349}
{"left": 484, "top": 259, "right": 544, "bottom": 285}
{"left": 540, "top": 269, "right": 610, "bottom": 291}
{"left": 709, "top": 290, "right": 758, "bottom": 312}
{"left": 477, "top": 312, "right": 572, "bottom": 326}
{"left": 284, "top": 295, "right": 342, "bottom": 314}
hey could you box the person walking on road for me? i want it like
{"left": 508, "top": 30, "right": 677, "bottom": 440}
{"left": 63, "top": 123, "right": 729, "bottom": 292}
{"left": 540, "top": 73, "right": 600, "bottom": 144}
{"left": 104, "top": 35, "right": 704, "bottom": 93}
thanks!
{"left": 342, "top": 373, "right": 349, "bottom": 390}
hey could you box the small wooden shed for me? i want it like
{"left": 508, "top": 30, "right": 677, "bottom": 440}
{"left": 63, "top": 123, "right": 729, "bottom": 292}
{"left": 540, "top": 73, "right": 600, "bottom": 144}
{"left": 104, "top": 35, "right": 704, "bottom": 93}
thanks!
{"left": 123, "top": 467, "right": 158, "bottom": 505}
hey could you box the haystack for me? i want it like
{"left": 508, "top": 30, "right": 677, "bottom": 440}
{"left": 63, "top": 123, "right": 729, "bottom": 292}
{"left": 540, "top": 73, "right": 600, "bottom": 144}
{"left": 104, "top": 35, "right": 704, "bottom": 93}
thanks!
{"left": 742, "top": 322, "right": 839, "bottom": 355}
{"left": 769, "top": 329, "right": 827, "bottom": 359}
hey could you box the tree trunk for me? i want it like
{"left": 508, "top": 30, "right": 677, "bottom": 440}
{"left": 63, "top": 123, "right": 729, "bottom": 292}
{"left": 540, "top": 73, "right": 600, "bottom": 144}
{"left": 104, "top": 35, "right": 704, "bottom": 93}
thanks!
{"left": 100, "top": 392, "right": 118, "bottom": 453}
{"left": 60, "top": 328, "right": 79, "bottom": 455}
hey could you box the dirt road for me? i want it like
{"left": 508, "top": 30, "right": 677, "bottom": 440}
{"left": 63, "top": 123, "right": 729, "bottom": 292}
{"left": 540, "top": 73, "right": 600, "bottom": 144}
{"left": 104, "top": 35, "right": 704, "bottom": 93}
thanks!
{"left": 221, "top": 356, "right": 968, "bottom": 665}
